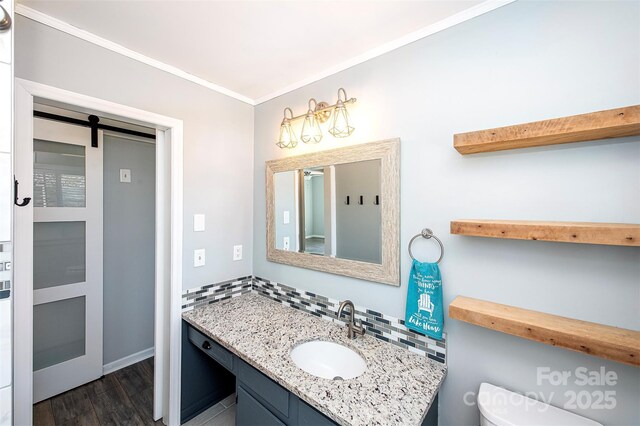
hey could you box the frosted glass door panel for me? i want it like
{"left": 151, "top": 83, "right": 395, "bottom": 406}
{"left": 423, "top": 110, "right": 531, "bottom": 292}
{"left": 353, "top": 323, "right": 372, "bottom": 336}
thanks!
{"left": 33, "top": 140, "right": 86, "bottom": 208}
{"left": 33, "top": 296, "right": 86, "bottom": 371}
{"left": 33, "top": 221, "right": 86, "bottom": 289}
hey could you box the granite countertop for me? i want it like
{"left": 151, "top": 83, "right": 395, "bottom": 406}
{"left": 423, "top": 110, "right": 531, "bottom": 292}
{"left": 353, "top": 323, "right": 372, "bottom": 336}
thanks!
{"left": 182, "top": 293, "right": 447, "bottom": 426}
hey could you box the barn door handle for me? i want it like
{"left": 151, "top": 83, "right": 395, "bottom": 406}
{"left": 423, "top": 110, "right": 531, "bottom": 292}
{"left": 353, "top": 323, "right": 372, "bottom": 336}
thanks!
{"left": 14, "top": 178, "right": 31, "bottom": 207}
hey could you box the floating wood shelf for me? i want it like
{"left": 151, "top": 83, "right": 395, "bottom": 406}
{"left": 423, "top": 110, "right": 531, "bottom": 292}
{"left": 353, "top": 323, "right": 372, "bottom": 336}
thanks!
{"left": 449, "top": 296, "right": 640, "bottom": 367}
{"left": 454, "top": 105, "right": 640, "bottom": 154}
{"left": 450, "top": 220, "right": 640, "bottom": 246}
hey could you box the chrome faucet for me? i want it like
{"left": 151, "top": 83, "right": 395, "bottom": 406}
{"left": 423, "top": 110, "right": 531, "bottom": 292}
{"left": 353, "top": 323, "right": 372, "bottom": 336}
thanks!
{"left": 337, "top": 300, "right": 365, "bottom": 339}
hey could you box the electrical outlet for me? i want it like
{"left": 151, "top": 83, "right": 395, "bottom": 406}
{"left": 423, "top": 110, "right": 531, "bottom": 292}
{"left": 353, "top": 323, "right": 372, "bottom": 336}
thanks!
{"left": 233, "top": 245, "right": 242, "bottom": 261}
{"left": 194, "top": 249, "right": 205, "bottom": 267}
{"left": 283, "top": 237, "right": 290, "bottom": 251}
{"left": 120, "top": 169, "right": 131, "bottom": 183}
{"left": 283, "top": 210, "right": 290, "bottom": 224}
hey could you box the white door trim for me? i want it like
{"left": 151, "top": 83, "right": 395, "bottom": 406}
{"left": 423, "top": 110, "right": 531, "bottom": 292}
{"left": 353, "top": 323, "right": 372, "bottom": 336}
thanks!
{"left": 13, "top": 78, "right": 183, "bottom": 426}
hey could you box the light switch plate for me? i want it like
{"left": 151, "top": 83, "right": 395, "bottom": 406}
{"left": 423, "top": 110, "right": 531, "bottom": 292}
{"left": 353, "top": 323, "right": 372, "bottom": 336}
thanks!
{"left": 194, "top": 249, "right": 205, "bottom": 267}
{"left": 283, "top": 211, "right": 290, "bottom": 224}
{"left": 283, "top": 237, "right": 290, "bottom": 251}
{"left": 120, "top": 169, "right": 131, "bottom": 183}
{"left": 233, "top": 245, "right": 242, "bottom": 261}
{"left": 193, "top": 214, "right": 205, "bottom": 232}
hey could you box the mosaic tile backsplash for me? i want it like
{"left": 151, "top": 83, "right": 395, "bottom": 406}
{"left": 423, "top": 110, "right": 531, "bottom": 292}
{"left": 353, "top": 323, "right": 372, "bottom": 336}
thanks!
{"left": 181, "top": 275, "right": 446, "bottom": 365}
{"left": 181, "top": 276, "right": 253, "bottom": 310}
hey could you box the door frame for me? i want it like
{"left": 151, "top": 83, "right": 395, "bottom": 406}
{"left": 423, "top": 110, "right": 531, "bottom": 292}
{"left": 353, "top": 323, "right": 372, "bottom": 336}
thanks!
{"left": 13, "top": 78, "right": 184, "bottom": 426}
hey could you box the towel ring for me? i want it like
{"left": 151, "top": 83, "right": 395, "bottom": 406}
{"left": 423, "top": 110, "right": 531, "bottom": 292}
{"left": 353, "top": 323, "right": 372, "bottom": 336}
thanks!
{"left": 408, "top": 228, "right": 444, "bottom": 264}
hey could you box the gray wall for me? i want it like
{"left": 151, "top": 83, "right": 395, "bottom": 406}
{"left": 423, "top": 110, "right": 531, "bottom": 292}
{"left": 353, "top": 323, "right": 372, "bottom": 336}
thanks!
{"left": 253, "top": 1, "right": 640, "bottom": 425}
{"left": 334, "top": 160, "right": 381, "bottom": 263}
{"left": 15, "top": 16, "right": 254, "bottom": 291}
{"left": 103, "top": 134, "right": 155, "bottom": 364}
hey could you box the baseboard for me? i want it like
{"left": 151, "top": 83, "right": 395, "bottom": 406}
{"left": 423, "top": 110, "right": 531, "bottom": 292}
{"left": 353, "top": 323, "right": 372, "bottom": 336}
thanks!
{"left": 103, "top": 347, "right": 154, "bottom": 375}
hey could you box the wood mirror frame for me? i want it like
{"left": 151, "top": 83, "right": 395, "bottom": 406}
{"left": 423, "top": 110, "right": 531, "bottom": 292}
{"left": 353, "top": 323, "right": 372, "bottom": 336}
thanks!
{"left": 265, "top": 138, "right": 400, "bottom": 286}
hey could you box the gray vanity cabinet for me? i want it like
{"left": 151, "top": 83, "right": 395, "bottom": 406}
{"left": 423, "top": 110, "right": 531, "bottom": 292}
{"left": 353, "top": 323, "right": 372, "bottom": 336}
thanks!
{"left": 181, "top": 322, "right": 235, "bottom": 423}
{"left": 187, "top": 324, "right": 235, "bottom": 372}
{"left": 298, "top": 400, "right": 336, "bottom": 426}
{"left": 236, "top": 360, "right": 291, "bottom": 421}
{"left": 236, "top": 386, "right": 286, "bottom": 426}
{"left": 185, "top": 322, "right": 437, "bottom": 426}
{"left": 186, "top": 322, "right": 336, "bottom": 426}
{"left": 234, "top": 357, "right": 336, "bottom": 426}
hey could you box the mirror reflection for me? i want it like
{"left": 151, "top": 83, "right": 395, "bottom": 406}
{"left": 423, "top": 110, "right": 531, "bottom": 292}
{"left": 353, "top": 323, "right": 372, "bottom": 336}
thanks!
{"left": 274, "top": 159, "right": 382, "bottom": 264}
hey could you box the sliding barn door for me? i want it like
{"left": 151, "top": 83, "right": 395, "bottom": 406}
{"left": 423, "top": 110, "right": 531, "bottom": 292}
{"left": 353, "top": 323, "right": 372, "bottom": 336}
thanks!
{"left": 30, "top": 117, "right": 103, "bottom": 402}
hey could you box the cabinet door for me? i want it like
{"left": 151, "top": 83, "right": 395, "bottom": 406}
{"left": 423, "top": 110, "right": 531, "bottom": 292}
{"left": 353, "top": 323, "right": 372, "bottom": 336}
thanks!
{"left": 237, "top": 360, "right": 289, "bottom": 417}
{"left": 236, "top": 386, "right": 285, "bottom": 426}
{"left": 299, "top": 400, "right": 337, "bottom": 426}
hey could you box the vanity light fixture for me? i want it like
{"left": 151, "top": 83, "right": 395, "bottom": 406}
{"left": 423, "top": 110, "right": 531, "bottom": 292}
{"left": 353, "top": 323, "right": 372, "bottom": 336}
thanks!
{"left": 277, "top": 107, "right": 298, "bottom": 149}
{"left": 276, "top": 88, "right": 356, "bottom": 149}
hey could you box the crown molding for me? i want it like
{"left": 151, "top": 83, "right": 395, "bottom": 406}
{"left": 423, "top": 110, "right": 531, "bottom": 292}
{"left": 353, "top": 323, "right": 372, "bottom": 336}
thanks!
{"left": 14, "top": 3, "right": 256, "bottom": 105}
{"left": 15, "top": 0, "right": 515, "bottom": 107}
{"left": 253, "top": 0, "right": 516, "bottom": 104}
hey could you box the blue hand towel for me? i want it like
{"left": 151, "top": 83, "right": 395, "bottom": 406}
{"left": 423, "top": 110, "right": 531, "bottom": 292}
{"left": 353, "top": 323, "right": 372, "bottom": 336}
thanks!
{"left": 405, "top": 259, "right": 443, "bottom": 340}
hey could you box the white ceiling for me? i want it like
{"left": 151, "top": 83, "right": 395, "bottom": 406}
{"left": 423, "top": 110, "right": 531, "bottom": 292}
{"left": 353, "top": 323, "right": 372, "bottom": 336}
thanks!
{"left": 19, "top": 0, "right": 496, "bottom": 104}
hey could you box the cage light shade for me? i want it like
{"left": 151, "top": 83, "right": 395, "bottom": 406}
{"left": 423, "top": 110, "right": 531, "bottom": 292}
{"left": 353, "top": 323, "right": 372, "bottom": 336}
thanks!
{"left": 301, "top": 111, "right": 323, "bottom": 144}
{"left": 276, "top": 118, "right": 297, "bottom": 149}
{"left": 328, "top": 102, "right": 354, "bottom": 138}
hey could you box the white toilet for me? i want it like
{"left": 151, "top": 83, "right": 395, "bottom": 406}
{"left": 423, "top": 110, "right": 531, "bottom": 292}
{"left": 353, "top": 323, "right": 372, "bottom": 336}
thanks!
{"left": 477, "top": 383, "right": 603, "bottom": 426}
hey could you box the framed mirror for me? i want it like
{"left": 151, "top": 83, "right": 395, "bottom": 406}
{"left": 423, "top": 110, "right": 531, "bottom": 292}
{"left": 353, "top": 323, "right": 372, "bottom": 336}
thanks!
{"left": 266, "top": 138, "right": 400, "bottom": 285}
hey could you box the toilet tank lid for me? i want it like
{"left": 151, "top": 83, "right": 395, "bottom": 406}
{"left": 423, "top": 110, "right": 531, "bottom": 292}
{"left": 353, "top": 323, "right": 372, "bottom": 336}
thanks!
{"left": 477, "top": 383, "right": 602, "bottom": 426}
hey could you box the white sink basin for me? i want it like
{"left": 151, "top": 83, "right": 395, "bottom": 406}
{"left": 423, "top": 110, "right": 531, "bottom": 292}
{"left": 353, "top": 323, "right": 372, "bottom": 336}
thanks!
{"left": 290, "top": 340, "right": 366, "bottom": 380}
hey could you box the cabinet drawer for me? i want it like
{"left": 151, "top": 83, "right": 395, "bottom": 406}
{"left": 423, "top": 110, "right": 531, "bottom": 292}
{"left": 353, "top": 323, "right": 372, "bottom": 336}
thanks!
{"left": 299, "top": 400, "right": 337, "bottom": 426}
{"left": 237, "top": 386, "right": 285, "bottom": 426}
{"left": 238, "top": 360, "right": 289, "bottom": 418}
{"left": 188, "top": 326, "right": 234, "bottom": 372}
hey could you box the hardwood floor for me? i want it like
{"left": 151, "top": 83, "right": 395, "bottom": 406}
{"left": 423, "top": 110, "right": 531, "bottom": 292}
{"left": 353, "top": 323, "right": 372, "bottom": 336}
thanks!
{"left": 33, "top": 358, "right": 162, "bottom": 426}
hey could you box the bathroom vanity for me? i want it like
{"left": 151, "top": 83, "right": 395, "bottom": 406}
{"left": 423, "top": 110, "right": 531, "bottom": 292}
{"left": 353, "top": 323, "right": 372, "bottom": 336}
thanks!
{"left": 181, "top": 293, "right": 445, "bottom": 426}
